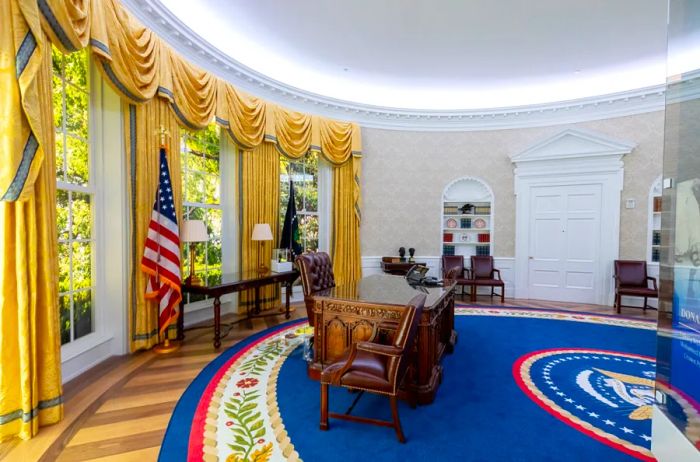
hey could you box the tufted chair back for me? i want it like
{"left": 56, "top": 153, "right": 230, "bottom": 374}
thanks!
{"left": 296, "top": 252, "right": 336, "bottom": 321}
{"left": 614, "top": 260, "right": 647, "bottom": 287}
{"left": 470, "top": 256, "right": 494, "bottom": 279}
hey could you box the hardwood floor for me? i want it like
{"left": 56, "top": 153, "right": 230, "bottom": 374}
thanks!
{"left": 0, "top": 297, "right": 655, "bottom": 461}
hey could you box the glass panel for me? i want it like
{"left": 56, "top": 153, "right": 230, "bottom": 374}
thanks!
{"left": 59, "top": 294, "right": 71, "bottom": 345}
{"left": 56, "top": 134, "right": 66, "bottom": 180}
{"left": 185, "top": 170, "right": 205, "bottom": 204}
{"left": 71, "top": 241, "right": 92, "bottom": 291}
{"left": 65, "top": 85, "right": 88, "bottom": 139}
{"left": 204, "top": 173, "right": 220, "bottom": 204}
{"left": 51, "top": 46, "right": 63, "bottom": 76}
{"left": 186, "top": 205, "right": 205, "bottom": 222}
{"left": 208, "top": 239, "right": 222, "bottom": 272}
{"left": 192, "top": 241, "right": 207, "bottom": 274}
{"left": 58, "top": 242, "right": 70, "bottom": 294}
{"left": 66, "top": 135, "right": 89, "bottom": 185}
{"left": 73, "top": 289, "right": 93, "bottom": 340}
{"left": 302, "top": 153, "right": 319, "bottom": 212}
{"left": 300, "top": 214, "right": 319, "bottom": 251}
{"left": 52, "top": 74, "right": 64, "bottom": 130}
{"left": 207, "top": 208, "right": 222, "bottom": 238}
{"left": 63, "top": 50, "right": 88, "bottom": 88}
{"left": 57, "top": 189, "right": 69, "bottom": 241}
{"left": 71, "top": 191, "right": 91, "bottom": 239}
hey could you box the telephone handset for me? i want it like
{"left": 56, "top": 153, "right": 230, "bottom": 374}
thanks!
{"left": 405, "top": 265, "right": 442, "bottom": 286}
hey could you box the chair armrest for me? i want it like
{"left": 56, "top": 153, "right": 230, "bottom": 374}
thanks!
{"left": 612, "top": 274, "right": 621, "bottom": 289}
{"left": 647, "top": 276, "right": 658, "bottom": 291}
{"left": 356, "top": 342, "right": 403, "bottom": 357}
{"left": 492, "top": 268, "right": 502, "bottom": 281}
{"left": 328, "top": 342, "right": 359, "bottom": 383}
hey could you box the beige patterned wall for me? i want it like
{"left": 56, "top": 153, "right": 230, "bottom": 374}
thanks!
{"left": 360, "top": 110, "right": 665, "bottom": 259}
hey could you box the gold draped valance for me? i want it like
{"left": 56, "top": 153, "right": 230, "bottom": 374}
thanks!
{"left": 0, "top": 0, "right": 361, "bottom": 203}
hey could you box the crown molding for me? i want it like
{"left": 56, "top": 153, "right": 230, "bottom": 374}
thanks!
{"left": 121, "top": 0, "right": 691, "bottom": 131}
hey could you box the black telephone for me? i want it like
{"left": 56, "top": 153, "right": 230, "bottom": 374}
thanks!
{"left": 405, "top": 265, "right": 442, "bottom": 286}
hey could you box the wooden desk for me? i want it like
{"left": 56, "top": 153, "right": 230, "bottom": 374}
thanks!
{"left": 179, "top": 269, "right": 299, "bottom": 348}
{"left": 308, "top": 274, "right": 456, "bottom": 404}
{"left": 380, "top": 259, "right": 427, "bottom": 275}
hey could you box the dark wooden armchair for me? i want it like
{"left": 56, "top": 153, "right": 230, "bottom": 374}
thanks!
{"left": 613, "top": 260, "right": 658, "bottom": 313}
{"left": 469, "top": 255, "right": 505, "bottom": 303}
{"left": 320, "top": 294, "right": 426, "bottom": 443}
{"left": 296, "top": 252, "right": 336, "bottom": 323}
{"left": 442, "top": 255, "right": 472, "bottom": 297}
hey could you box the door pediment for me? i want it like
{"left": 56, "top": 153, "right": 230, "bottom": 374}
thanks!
{"left": 511, "top": 128, "right": 635, "bottom": 165}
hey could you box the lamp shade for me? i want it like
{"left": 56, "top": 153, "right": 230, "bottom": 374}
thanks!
{"left": 181, "top": 220, "right": 208, "bottom": 242}
{"left": 251, "top": 223, "right": 273, "bottom": 241}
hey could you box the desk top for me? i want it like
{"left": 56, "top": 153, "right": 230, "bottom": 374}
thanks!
{"left": 182, "top": 269, "right": 298, "bottom": 292}
{"left": 314, "top": 274, "right": 454, "bottom": 308}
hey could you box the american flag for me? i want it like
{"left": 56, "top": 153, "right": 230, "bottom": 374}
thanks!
{"left": 141, "top": 147, "right": 182, "bottom": 336}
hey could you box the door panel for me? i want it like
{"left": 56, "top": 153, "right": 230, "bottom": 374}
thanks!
{"left": 528, "top": 184, "right": 601, "bottom": 303}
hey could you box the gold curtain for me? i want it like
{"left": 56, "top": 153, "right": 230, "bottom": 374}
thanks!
{"left": 332, "top": 155, "right": 362, "bottom": 285}
{"left": 273, "top": 106, "right": 312, "bottom": 159}
{"left": 240, "top": 142, "right": 280, "bottom": 311}
{"left": 0, "top": 27, "right": 63, "bottom": 440}
{"left": 158, "top": 47, "right": 217, "bottom": 129}
{"left": 216, "top": 81, "right": 267, "bottom": 149}
{"left": 40, "top": 0, "right": 90, "bottom": 53}
{"left": 124, "top": 99, "right": 182, "bottom": 352}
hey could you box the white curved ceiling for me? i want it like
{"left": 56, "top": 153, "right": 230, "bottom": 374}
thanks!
{"left": 155, "top": 0, "right": 672, "bottom": 110}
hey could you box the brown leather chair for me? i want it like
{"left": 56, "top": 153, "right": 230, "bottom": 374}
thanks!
{"left": 296, "top": 252, "right": 336, "bottom": 323}
{"left": 320, "top": 294, "right": 426, "bottom": 443}
{"left": 614, "top": 260, "right": 658, "bottom": 313}
{"left": 442, "top": 255, "right": 472, "bottom": 297}
{"left": 468, "top": 255, "right": 505, "bottom": 303}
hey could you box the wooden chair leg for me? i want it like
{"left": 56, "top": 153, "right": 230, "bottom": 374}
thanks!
{"left": 615, "top": 293, "right": 621, "bottom": 314}
{"left": 501, "top": 286, "right": 505, "bottom": 303}
{"left": 643, "top": 297, "right": 647, "bottom": 313}
{"left": 390, "top": 396, "right": 406, "bottom": 443}
{"left": 471, "top": 284, "right": 476, "bottom": 302}
{"left": 320, "top": 383, "right": 329, "bottom": 430}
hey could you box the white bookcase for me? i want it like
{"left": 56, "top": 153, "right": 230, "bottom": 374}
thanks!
{"left": 442, "top": 177, "right": 494, "bottom": 260}
{"left": 648, "top": 176, "right": 662, "bottom": 263}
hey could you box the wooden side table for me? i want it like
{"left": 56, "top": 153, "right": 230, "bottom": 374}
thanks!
{"left": 380, "top": 258, "right": 427, "bottom": 275}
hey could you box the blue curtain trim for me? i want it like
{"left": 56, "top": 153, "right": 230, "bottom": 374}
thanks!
{"left": 89, "top": 38, "right": 110, "bottom": 55}
{"left": 0, "top": 395, "right": 63, "bottom": 425}
{"left": 1, "top": 134, "right": 38, "bottom": 201}
{"left": 15, "top": 31, "right": 37, "bottom": 77}
{"left": 101, "top": 61, "right": 146, "bottom": 103}
{"left": 129, "top": 104, "right": 139, "bottom": 341}
{"left": 37, "top": 0, "right": 77, "bottom": 52}
{"left": 157, "top": 86, "right": 200, "bottom": 130}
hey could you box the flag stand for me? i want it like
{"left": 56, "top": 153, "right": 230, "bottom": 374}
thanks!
{"left": 153, "top": 331, "right": 180, "bottom": 355}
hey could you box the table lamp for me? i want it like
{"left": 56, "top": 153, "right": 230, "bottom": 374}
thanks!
{"left": 182, "top": 220, "right": 208, "bottom": 285}
{"left": 251, "top": 223, "right": 273, "bottom": 272}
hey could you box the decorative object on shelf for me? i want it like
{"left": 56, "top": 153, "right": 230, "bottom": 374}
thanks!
{"left": 182, "top": 219, "right": 208, "bottom": 285}
{"left": 399, "top": 247, "right": 406, "bottom": 262}
{"left": 446, "top": 218, "right": 458, "bottom": 228}
{"left": 272, "top": 248, "right": 293, "bottom": 272}
{"left": 473, "top": 218, "right": 487, "bottom": 229}
{"left": 459, "top": 203, "right": 475, "bottom": 214}
{"left": 460, "top": 218, "right": 471, "bottom": 229}
{"left": 252, "top": 223, "right": 273, "bottom": 272}
{"left": 478, "top": 233, "right": 491, "bottom": 243}
{"left": 409, "top": 248, "right": 416, "bottom": 262}
{"left": 443, "top": 232, "right": 453, "bottom": 243}
{"left": 653, "top": 196, "right": 662, "bottom": 212}
{"left": 476, "top": 245, "right": 490, "bottom": 256}
{"left": 459, "top": 233, "right": 471, "bottom": 242}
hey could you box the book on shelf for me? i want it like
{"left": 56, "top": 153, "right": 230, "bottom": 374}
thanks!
{"left": 476, "top": 245, "right": 490, "bottom": 256}
{"left": 653, "top": 197, "right": 662, "bottom": 213}
{"left": 443, "top": 232, "right": 453, "bottom": 243}
{"left": 652, "top": 247, "right": 660, "bottom": 262}
{"left": 443, "top": 244, "right": 455, "bottom": 256}
{"left": 460, "top": 218, "right": 471, "bottom": 228}
{"left": 444, "top": 206, "right": 459, "bottom": 214}
{"left": 474, "top": 205, "right": 491, "bottom": 215}
{"left": 652, "top": 230, "right": 661, "bottom": 246}
{"left": 478, "top": 233, "right": 490, "bottom": 243}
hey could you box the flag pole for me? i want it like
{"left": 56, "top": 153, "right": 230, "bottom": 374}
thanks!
{"left": 153, "top": 126, "right": 180, "bottom": 355}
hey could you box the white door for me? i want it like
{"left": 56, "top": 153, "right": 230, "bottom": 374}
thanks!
{"left": 528, "top": 184, "right": 602, "bottom": 303}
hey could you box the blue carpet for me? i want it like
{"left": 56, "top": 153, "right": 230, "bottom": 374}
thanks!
{"left": 277, "top": 314, "right": 656, "bottom": 462}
